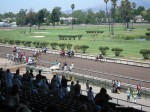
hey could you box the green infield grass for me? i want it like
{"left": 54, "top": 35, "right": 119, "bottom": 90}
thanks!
{"left": 0, "top": 24, "right": 150, "bottom": 60}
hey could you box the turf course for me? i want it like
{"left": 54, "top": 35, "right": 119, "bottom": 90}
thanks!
{"left": 0, "top": 24, "right": 150, "bottom": 60}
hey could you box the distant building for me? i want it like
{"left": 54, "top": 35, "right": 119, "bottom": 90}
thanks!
{"left": 0, "top": 22, "right": 11, "bottom": 27}
{"left": 135, "top": 15, "right": 147, "bottom": 23}
{"left": 60, "top": 17, "right": 77, "bottom": 24}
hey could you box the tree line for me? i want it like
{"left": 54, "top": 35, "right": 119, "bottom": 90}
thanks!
{"left": 0, "top": 0, "right": 150, "bottom": 29}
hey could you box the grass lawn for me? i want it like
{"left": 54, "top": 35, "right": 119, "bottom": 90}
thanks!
{"left": 0, "top": 24, "right": 150, "bottom": 60}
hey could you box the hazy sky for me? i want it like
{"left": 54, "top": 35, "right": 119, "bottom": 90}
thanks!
{"left": 0, "top": 0, "right": 107, "bottom": 14}
{"left": 0, "top": 0, "right": 150, "bottom": 14}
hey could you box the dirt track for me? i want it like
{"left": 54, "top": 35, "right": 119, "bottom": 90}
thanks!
{"left": 0, "top": 46, "right": 150, "bottom": 87}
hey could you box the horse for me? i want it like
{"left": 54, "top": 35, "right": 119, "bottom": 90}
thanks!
{"left": 95, "top": 54, "right": 105, "bottom": 62}
{"left": 66, "top": 51, "right": 75, "bottom": 58}
{"left": 60, "top": 51, "right": 66, "bottom": 58}
{"left": 33, "top": 51, "right": 41, "bottom": 60}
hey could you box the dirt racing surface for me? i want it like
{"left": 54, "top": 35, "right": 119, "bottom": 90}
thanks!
{"left": 0, "top": 46, "right": 150, "bottom": 87}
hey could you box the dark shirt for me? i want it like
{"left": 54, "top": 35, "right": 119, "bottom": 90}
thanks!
{"left": 74, "top": 84, "right": 81, "bottom": 95}
{"left": 61, "top": 79, "right": 69, "bottom": 88}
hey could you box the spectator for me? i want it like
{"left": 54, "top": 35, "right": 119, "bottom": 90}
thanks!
{"left": 70, "top": 81, "right": 74, "bottom": 94}
{"left": 87, "top": 87, "right": 95, "bottom": 104}
{"left": 22, "top": 71, "right": 30, "bottom": 83}
{"left": 116, "top": 80, "right": 121, "bottom": 94}
{"left": 126, "top": 88, "right": 131, "bottom": 102}
{"left": 137, "top": 84, "right": 141, "bottom": 99}
{"left": 13, "top": 73, "right": 22, "bottom": 89}
{"left": 54, "top": 85, "right": 65, "bottom": 98}
{"left": 29, "top": 69, "right": 34, "bottom": 78}
{"left": 61, "top": 75, "right": 71, "bottom": 95}
{"left": 5, "top": 69, "right": 13, "bottom": 88}
{"left": 38, "top": 79, "right": 49, "bottom": 95}
{"left": 4, "top": 85, "right": 20, "bottom": 111}
{"left": 132, "top": 88, "right": 138, "bottom": 104}
{"left": 74, "top": 80, "right": 81, "bottom": 100}
{"left": 95, "top": 87, "right": 112, "bottom": 112}
{"left": 51, "top": 75, "right": 60, "bottom": 90}
{"left": 86, "top": 80, "right": 90, "bottom": 91}
{"left": 36, "top": 70, "right": 45, "bottom": 83}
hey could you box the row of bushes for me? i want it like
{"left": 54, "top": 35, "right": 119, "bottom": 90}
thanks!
{"left": 0, "top": 38, "right": 149, "bottom": 59}
{"left": 58, "top": 35, "right": 83, "bottom": 40}
{"left": 99, "top": 46, "right": 123, "bottom": 57}
{"left": 86, "top": 31, "right": 104, "bottom": 34}
{"left": 99, "top": 46, "right": 150, "bottom": 59}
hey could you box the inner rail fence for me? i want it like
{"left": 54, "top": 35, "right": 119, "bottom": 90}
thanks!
{"left": 64, "top": 67, "right": 150, "bottom": 100}
{"left": 25, "top": 59, "right": 150, "bottom": 100}
{"left": 0, "top": 44, "right": 150, "bottom": 68}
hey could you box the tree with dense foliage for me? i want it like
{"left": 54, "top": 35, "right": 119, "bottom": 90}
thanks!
{"left": 104, "top": 0, "right": 111, "bottom": 34}
{"left": 74, "top": 45, "right": 81, "bottom": 52}
{"left": 16, "top": 9, "right": 27, "bottom": 26}
{"left": 80, "top": 45, "right": 89, "bottom": 53}
{"left": 110, "top": 0, "right": 117, "bottom": 35}
{"left": 140, "top": 49, "right": 150, "bottom": 59}
{"left": 135, "top": 6, "right": 145, "bottom": 15}
{"left": 112, "top": 48, "right": 123, "bottom": 56}
{"left": 142, "top": 9, "right": 150, "bottom": 22}
{"left": 99, "top": 46, "right": 109, "bottom": 55}
{"left": 73, "top": 10, "right": 87, "bottom": 24}
{"left": 86, "top": 9, "right": 96, "bottom": 24}
{"left": 59, "top": 43, "right": 66, "bottom": 50}
{"left": 66, "top": 44, "right": 73, "bottom": 50}
{"left": 131, "top": 2, "right": 136, "bottom": 28}
{"left": 120, "top": 0, "right": 132, "bottom": 29}
{"left": 71, "top": 4, "right": 75, "bottom": 29}
{"left": 51, "top": 7, "right": 61, "bottom": 27}
{"left": 50, "top": 42, "right": 58, "bottom": 49}
{"left": 37, "top": 9, "right": 45, "bottom": 30}
{"left": 26, "top": 9, "right": 37, "bottom": 33}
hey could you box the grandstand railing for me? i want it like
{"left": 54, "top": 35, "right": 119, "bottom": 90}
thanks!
{"left": 64, "top": 68, "right": 150, "bottom": 99}
{"left": 81, "top": 90, "right": 150, "bottom": 112}
{"left": 0, "top": 44, "right": 150, "bottom": 68}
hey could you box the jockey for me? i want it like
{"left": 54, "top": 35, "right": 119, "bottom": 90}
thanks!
{"left": 34, "top": 49, "right": 38, "bottom": 56}
{"left": 61, "top": 49, "right": 65, "bottom": 55}
{"left": 13, "top": 46, "right": 17, "bottom": 53}
{"left": 67, "top": 50, "right": 71, "bottom": 57}
{"left": 42, "top": 47, "right": 47, "bottom": 53}
{"left": 99, "top": 54, "right": 103, "bottom": 59}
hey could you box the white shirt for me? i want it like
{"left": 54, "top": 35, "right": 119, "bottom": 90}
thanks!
{"left": 87, "top": 90, "right": 94, "bottom": 101}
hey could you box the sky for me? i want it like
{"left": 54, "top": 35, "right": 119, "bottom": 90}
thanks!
{"left": 0, "top": 0, "right": 150, "bottom": 14}
{"left": 0, "top": 0, "right": 106, "bottom": 14}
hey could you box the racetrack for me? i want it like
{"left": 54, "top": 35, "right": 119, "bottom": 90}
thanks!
{"left": 0, "top": 46, "right": 150, "bottom": 88}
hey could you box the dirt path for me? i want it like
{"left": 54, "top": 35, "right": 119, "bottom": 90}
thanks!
{"left": 0, "top": 46, "right": 150, "bottom": 87}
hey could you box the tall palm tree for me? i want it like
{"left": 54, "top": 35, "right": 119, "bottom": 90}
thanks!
{"left": 71, "top": 4, "right": 75, "bottom": 30}
{"left": 131, "top": 2, "right": 136, "bottom": 28}
{"left": 104, "top": 0, "right": 111, "bottom": 34}
{"left": 110, "top": 0, "right": 117, "bottom": 35}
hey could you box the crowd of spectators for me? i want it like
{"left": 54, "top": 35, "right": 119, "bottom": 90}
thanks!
{"left": 0, "top": 67, "right": 143, "bottom": 112}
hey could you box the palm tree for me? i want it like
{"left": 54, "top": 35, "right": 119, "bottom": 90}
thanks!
{"left": 131, "top": 2, "right": 136, "bottom": 28}
{"left": 104, "top": 0, "right": 111, "bottom": 34}
{"left": 71, "top": 4, "right": 75, "bottom": 30}
{"left": 110, "top": 0, "right": 117, "bottom": 35}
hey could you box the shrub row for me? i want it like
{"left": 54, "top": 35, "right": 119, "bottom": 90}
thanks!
{"left": 86, "top": 31, "right": 104, "bottom": 34}
{"left": 0, "top": 38, "right": 149, "bottom": 59}
{"left": 99, "top": 46, "right": 123, "bottom": 57}
{"left": 58, "top": 35, "right": 83, "bottom": 40}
